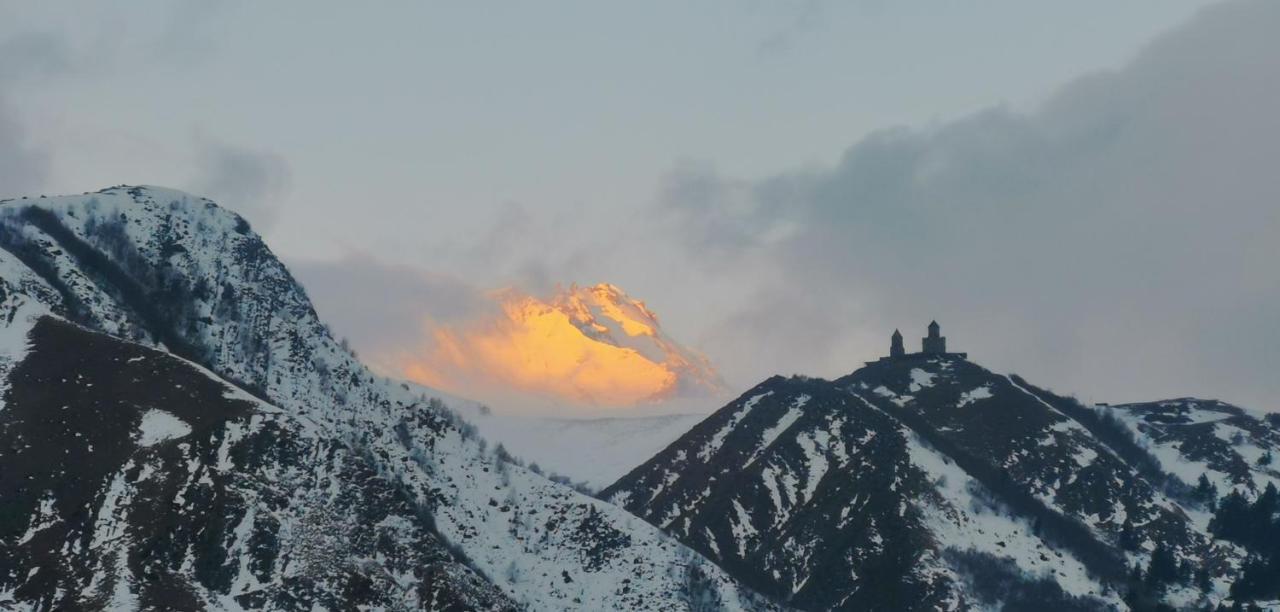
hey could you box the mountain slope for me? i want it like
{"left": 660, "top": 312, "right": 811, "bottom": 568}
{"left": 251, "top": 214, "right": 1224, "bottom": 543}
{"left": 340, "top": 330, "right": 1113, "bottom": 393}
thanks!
{"left": 0, "top": 317, "right": 510, "bottom": 610}
{"left": 0, "top": 186, "right": 773, "bottom": 610}
{"left": 1102, "top": 398, "right": 1280, "bottom": 496}
{"left": 607, "top": 353, "right": 1260, "bottom": 610}
{"left": 603, "top": 376, "right": 968, "bottom": 610}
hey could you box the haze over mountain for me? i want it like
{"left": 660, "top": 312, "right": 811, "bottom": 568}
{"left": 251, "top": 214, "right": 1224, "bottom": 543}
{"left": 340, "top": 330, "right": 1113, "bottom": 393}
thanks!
{"left": 298, "top": 278, "right": 727, "bottom": 414}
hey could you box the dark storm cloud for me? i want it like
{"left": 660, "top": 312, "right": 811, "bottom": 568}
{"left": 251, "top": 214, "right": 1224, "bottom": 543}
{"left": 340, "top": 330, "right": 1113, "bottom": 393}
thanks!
{"left": 660, "top": 0, "right": 1280, "bottom": 409}
{"left": 190, "top": 141, "right": 292, "bottom": 233}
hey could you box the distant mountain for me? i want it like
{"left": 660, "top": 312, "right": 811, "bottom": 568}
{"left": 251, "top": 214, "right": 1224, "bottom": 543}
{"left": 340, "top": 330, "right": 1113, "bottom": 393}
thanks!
{"left": 394, "top": 281, "right": 728, "bottom": 409}
{"left": 1103, "top": 398, "right": 1279, "bottom": 495}
{"left": 605, "top": 344, "right": 1280, "bottom": 610}
{"left": 549, "top": 282, "right": 728, "bottom": 400}
{"left": 0, "top": 186, "right": 773, "bottom": 610}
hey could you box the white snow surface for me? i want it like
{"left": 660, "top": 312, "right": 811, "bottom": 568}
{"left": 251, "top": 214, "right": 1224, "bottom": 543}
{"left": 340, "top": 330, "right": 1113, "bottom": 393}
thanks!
{"left": 135, "top": 408, "right": 192, "bottom": 447}
{"left": 900, "top": 427, "right": 1121, "bottom": 607}
{"left": 1103, "top": 402, "right": 1280, "bottom": 496}
{"left": 0, "top": 246, "right": 56, "bottom": 411}
{"left": 0, "top": 300, "right": 46, "bottom": 412}
{"left": 908, "top": 368, "right": 936, "bottom": 392}
{"left": 957, "top": 385, "right": 993, "bottom": 407}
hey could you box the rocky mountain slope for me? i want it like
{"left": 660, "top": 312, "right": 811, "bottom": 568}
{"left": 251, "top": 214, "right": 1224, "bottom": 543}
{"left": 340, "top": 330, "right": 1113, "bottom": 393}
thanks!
{"left": 606, "top": 351, "right": 1280, "bottom": 610}
{"left": 0, "top": 317, "right": 510, "bottom": 610}
{"left": 1102, "top": 399, "right": 1279, "bottom": 497}
{"left": 0, "top": 186, "right": 772, "bottom": 611}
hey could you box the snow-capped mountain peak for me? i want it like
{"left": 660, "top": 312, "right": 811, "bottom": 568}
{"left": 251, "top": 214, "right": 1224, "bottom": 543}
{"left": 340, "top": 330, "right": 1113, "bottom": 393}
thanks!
{"left": 0, "top": 186, "right": 774, "bottom": 610}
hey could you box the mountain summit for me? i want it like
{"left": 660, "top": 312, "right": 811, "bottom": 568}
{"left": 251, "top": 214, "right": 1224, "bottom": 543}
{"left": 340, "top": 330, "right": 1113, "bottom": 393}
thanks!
{"left": 605, "top": 326, "right": 1280, "bottom": 610}
{"left": 0, "top": 186, "right": 770, "bottom": 610}
{"left": 396, "top": 281, "right": 727, "bottom": 409}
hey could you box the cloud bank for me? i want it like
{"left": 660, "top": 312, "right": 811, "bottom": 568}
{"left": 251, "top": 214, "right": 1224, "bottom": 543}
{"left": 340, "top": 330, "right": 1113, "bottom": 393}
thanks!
{"left": 658, "top": 0, "right": 1280, "bottom": 408}
{"left": 280, "top": 0, "right": 1278, "bottom": 414}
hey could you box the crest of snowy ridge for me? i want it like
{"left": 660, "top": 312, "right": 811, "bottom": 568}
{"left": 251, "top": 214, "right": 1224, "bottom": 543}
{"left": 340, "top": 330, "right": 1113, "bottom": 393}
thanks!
{"left": 608, "top": 354, "right": 1266, "bottom": 609}
{"left": 0, "top": 186, "right": 771, "bottom": 611}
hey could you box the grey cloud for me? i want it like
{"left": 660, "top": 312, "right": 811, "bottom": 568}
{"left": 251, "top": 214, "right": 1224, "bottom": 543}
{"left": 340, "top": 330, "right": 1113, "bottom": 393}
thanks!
{"left": 0, "top": 31, "right": 73, "bottom": 80}
{"left": 190, "top": 141, "right": 292, "bottom": 233}
{"left": 288, "top": 254, "right": 497, "bottom": 357}
{"left": 660, "top": 0, "right": 1280, "bottom": 409}
{"left": 0, "top": 99, "right": 49, "bottom": 198}
{"left": 755, "top": 0, "right": 826, "bottom": 57}
{"left": 0, "top": 7, "right": 231, "bottom": 201}
{"left": 0, "top": 31, "right": 73, "bottom": 198}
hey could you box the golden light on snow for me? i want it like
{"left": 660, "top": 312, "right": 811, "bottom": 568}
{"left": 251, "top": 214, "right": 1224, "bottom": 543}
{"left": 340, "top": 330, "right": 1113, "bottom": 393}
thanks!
{"left": 384, "top": 283, "right": 725, "bottom": 408}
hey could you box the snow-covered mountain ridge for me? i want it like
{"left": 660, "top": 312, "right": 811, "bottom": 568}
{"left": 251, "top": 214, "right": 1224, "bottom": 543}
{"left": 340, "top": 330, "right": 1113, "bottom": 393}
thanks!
{"left": 0, "top": 186, "right": 774, "bottom": 610}
{"left": 605, "top": 352, "right": 1280, "bottom": 610}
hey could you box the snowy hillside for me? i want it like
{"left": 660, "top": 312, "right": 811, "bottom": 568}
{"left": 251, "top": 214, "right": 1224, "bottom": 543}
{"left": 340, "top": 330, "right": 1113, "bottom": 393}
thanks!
{"left": 1101, "top": 399, "right": 1280, "bottom": 498}
{"left": 0, "top": 186, "right": 774, "bottom": 611}
{"left": 0, "top": 318, "right": 510, "bottom": 609}
{"left": 607, "top": 353, "right": 1275, "bottom": 610}
{"left": 5, "top": 185, "right": 1276, "bottom": 610}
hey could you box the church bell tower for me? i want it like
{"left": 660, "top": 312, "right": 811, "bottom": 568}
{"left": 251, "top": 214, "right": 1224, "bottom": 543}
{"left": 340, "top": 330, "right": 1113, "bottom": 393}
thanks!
{"left": 922, "top": 320, "right": 946, "bottom": 354}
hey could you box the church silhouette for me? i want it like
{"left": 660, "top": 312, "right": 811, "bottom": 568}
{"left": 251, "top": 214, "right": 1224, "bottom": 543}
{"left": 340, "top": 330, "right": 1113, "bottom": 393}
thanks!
{"left": 876, "top": 321, "right": 966, "bottom": 364}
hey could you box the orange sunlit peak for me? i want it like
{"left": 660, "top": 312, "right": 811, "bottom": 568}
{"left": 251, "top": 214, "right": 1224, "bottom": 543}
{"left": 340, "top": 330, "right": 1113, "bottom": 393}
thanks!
{"left": 385, "top": 282, "right": 726, "bottom": 409}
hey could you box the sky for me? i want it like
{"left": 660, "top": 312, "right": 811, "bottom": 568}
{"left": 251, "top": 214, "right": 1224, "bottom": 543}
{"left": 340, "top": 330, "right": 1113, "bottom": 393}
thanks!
{"left": 4, "top": 1, "right": 1277, "bottom": 414}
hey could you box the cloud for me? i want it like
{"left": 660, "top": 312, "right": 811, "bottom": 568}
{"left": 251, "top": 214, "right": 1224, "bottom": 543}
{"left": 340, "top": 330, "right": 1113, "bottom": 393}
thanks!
{"left": 289, "top": 255, "right": 725, "bottom": 413}
{"left": 289, "top": 253, "right": 495, "bottom": 356}
{"left": 0, "top": 31, "right": 74, "bottom": 198}
{"left": 190, "top": 141, "right": 292, "bottom": 233}
{"left": 755, "top": 0, "right": 827, "bottom": 57}
{"left": 0, "top": 5, "right": 239, "bottom": 201}
{"left": 0, "top": 99, "right": 49, "bottom": 199}
{"left": 658, "top": 0, "right": 1280, "bottom": 409}
{"left": 0, "top": 31, "right": 73, "bottom": 81}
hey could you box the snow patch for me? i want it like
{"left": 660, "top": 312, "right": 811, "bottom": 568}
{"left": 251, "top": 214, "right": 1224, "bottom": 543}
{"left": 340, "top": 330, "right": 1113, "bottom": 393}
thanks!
{"left": 135, "top": 409, "right": 192, "bottom": 447}
{"left": 957, "top": 385, "right": 993, "bottom": 408}
{"left": 746, "top": 395, "right": 809, "bottom": 466}
{"left": 908, "top": 368, "right": 936, "bottom": 392}
{"left": 873, "top": 385, "right": 913, "bottom": 407}
{"left": 731, "top": 499, "right": 758, "bottom": 557}
{"left": 700, "top": 391, "right": 772, "bottom": 461}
